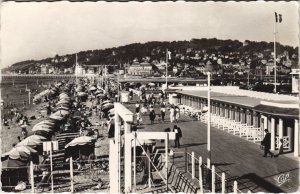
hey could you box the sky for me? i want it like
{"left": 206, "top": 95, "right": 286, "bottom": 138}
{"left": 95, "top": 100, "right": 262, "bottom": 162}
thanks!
{"left": 1, "top": 1, "right": 299, "bottom": 68}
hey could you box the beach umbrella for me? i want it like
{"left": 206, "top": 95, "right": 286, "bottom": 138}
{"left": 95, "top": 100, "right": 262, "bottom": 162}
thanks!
{"left": 49, "top": 114, "right": 65, "bottom": 121}
{"left": 102, "top": 100, "right": 113, "bottom": 105}
{"left": 202, "top": 106, "right": 208, "bottom": 112}
{"left": 33, "top": 122, "right": 55, "bottom": 130}
{"left": 65, "top": 136, "right": 94, "bottom": 149}
{"left": 57, "top": 98, "right": 70, "bottom": 104}
{"left": 59, "top": 96, "right": 71, "bottom": 101}
{"left": 95, "top": 90, "right": 103, "bottom": 95}
{"left": 38, "top": 119, "right": 56, "bottom": 126}
{"left": 54, "top": 106, "right": 70, "bottom": 112}
{"left": 108, "top": 108, "right": 115, "bottom": 114}
{"left": 32, "top": 124, "right": 53, "bottom": 132}
{"left": 102, "top": 103, "right": 114, "bottom": 111}
{"left": 76, "top": 86, "right": 83, "bottom": 92}
{"left": 17, "top": 135, "right": 46, "bottom": 147}
{"left": 59, "top": 93, "right": 69, "bottom": 98}
{"left": 148, "top": 83, "right": 155, "bottom": 86}
{"left": 53, "top": 109, "right": 69, "bottom": 116}
{"left": 89, "top": 86, "right": 97, "bottom": 91}
{"left": 2, "top": 146, "right": 38, "bottom": 161}
{"left": 78, "top": 92, "right": 88, "bottom": 97}
{"left": 96, "top": 94, "right": 105, "bottom": 98}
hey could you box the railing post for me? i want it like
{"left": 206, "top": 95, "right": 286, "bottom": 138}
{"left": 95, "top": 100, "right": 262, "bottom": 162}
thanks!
{"left": 221, "top": 172, "right": 225, "bottom": 194}
{"left": 30, "top": 161, "right": 34, "bottom": 193}
{"left": 185, "top": 147, "right": 188, "bottom": 172}
{"left": 199, "top": 157, "right": 203, "bottom": 194}
{"left": 70, "top": 157, "right": 74, "bottom": 193}
{"left": 192, "top": 152, "right": 195, "bottom": 179}
{"left": 233, "top": 181, "right": 238, "bottom": 194}
{"left": 207, "top": 158, "right": 211, "bottom": 169}
{"left": 211, "top": 165, "right": 215, "bottom": 193}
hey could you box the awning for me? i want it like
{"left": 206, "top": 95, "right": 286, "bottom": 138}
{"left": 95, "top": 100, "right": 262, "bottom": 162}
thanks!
{"left": 253, "top": 104, "right": 299, "bottom": 119}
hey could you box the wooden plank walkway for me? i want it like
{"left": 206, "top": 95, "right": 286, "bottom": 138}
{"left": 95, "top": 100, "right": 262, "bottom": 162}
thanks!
{"left": 125, "top": 102, "right": 299, "bottom": 193}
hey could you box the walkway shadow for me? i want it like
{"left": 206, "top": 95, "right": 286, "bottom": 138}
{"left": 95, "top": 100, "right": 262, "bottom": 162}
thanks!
{"left": 211, "top": 162, "right": 234, "bottom": 168}
{"left": 237, "top": 173, "right": 284, "bottom": 193}
{"left": 179, "top": 143, "right": 206, "bottom": 148}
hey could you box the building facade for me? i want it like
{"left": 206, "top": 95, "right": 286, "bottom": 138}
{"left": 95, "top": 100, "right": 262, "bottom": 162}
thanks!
{"left": 127, "top": 62, "right": 153, "bottom": 76}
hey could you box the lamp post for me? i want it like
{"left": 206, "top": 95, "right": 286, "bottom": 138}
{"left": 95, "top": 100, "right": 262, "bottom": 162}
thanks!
{"left": 207, "top": 72, "right": 211, "bottom": 168}
{"left": 166, "top": 49, "right": 168, "bottom": 89}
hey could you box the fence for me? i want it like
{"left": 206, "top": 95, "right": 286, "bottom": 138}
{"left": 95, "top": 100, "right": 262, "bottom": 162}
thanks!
{"left": 1, "top": 158, "right": 109, "bottom": 193}
{"left": 184, "top": 151, "right": 251, "bottom": 194}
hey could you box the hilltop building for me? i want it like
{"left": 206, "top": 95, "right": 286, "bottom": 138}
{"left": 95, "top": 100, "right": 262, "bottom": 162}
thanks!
{"left": 127, "top": 62, "right": 153, "bottom": 76}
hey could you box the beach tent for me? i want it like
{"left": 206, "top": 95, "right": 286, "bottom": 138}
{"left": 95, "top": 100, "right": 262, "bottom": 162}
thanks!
{"left": 32, "top": 124, "right": 53, "bottom": 132}
{"left": 17, "top": 135, "right": 46, "bottom": 147}
{"left": 2, "top": 146, "right": 38, "bottom": 161}
{"left": 65, "top": 136, "right": 94, "bottom": 148}
{"left": 49, "top": 114, "right": 65, "bottom": 121}
{"left": 64, "top": 136, "right": 95, "bottom": 159}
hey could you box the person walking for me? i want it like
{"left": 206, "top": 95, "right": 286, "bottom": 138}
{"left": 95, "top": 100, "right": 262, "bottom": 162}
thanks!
{"left": 261, "top": 129, "right": 274, "bottom": 157}
{"left": 149, "top": 109, "right": 156, "bottom": 125}
{"left": 173, "top": 125, "right": 182, "bottom": 148}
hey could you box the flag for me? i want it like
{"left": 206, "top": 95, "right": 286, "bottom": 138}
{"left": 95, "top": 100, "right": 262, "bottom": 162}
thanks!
{"left": 279, "top": 14, "right": 282, "bottom": 23}
{"left": 275, "top": 12, "right": 283, "bottom": 23}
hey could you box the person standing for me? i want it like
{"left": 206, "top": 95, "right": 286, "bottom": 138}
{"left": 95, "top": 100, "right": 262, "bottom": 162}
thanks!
{"left": 135, "top": 103, "right": 140, "bottom": 114}
{"left": 275, "top": 139, "right": 284, "bottom": 157}
{"left": 173, "top": 125, "right": 182, "bottom": 148}
{"left": 149, "top": 109, "right": 156, "bottom": 124}
{"left": 175, "top": 106, "right": 180, "bottom": 123}
{"left": 160, "top": 105, "right": 166, "bottom": 122}
{"left": 261, "top": 129, "right": 274, "bottom": 157}
{"left": 136, "top": 112, "right": 142, "bottom": 125}
{"left": 169, "top": 106, "right": 175, "bottom": 123}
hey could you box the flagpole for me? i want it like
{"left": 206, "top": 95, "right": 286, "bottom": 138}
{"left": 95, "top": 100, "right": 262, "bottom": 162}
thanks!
{"left": 274, "top": 14, "right": 277, "bottom": 93}
{"left": 75, "top": 54, "right": 78, "bottom": 82}
{"left": 166, "top": 49, "right": 168, "bottom": 89}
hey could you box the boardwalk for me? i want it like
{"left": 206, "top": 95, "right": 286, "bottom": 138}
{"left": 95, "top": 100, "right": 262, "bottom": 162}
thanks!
{"left": 125, "top": 102, "right": 299, "bottom": 193}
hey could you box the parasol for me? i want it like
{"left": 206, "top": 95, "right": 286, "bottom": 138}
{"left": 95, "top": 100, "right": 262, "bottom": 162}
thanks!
{"left": 148, "top": 83, "right": 155, "bottom": 86}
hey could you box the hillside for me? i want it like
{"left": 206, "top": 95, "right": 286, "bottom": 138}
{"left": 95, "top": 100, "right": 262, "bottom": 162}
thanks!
{"left": 3, "top": 38, "right": 298, "bottom": 73}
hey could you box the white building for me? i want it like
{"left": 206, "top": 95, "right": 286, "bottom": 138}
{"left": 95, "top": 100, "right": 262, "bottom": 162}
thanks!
{"left": 75, "top": 64, "right": 84, "bottom": 75}
{"left": 291, "top": 69, "right": 299, "bottom": 93}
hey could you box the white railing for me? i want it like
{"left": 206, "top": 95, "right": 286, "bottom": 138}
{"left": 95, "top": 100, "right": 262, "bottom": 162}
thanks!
{"left": 199, "top": 113, "right": 264, "bottom": 144}
{"left": 186, "top": 152, "right": 250, "bottom": 194}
